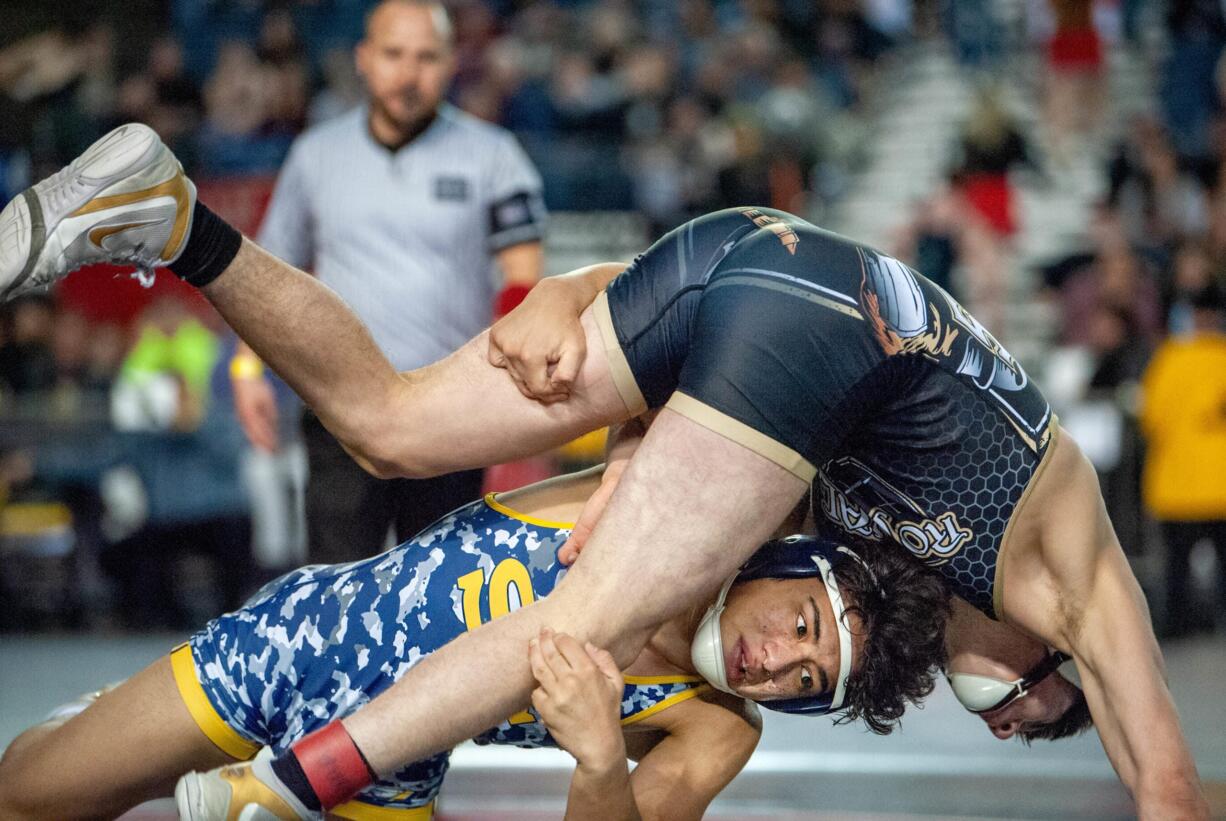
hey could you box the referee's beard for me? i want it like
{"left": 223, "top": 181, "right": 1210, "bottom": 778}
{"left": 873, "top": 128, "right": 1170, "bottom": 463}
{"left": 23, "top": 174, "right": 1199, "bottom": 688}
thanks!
{"left": 368, "top": 95, "right": 438, "bottom": 151}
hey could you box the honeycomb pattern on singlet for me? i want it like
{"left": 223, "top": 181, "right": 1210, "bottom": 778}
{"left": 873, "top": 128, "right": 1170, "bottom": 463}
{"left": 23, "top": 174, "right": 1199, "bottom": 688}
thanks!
{"left": 857, "top": 388, "right": 1039, "bottom": 614}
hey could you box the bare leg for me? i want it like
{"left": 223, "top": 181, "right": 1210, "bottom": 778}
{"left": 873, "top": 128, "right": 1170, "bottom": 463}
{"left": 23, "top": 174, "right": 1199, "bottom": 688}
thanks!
{"left": 0, "top": 657, "right": 232, "bottom": 821}
{"left": 342, "top": 408, "right": 808, "bottom": 774}
{"left": 201, "top": 240, "right": 627, "bottom": 477}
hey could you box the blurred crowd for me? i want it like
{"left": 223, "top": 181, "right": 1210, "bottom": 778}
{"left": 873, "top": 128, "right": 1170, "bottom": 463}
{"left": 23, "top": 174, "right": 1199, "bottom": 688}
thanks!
{"left": 1, "top": 0, "right": 1225, "bottom": 638}
{"left": 0, "top": 290, "right": 256, "bottom": 630}
{"left": 897, "top": 0, "right": 1226, "bottom": 640}
{"left": 0, "top": 0, "right": 914, "bottom": 629}
{"left": 1041, "top": 97, "right": 1226, "bottom": 637}
{"left": 0, "top": 0, "right": 911, "bottom": 227}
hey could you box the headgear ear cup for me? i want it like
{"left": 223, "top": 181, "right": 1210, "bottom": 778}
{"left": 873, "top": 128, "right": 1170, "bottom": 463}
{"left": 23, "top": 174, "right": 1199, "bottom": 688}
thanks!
{"left": 689, "top": 576, "right": 737, "bottom": 694}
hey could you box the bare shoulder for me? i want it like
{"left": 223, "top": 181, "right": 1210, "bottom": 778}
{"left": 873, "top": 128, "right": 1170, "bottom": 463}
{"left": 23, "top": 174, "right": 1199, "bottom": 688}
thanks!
{"left": 1040, "top": 433, "right": 1112, "bottom": 568}
{"left": 1000, "top": 429, "right": 1116, "bottom": 645}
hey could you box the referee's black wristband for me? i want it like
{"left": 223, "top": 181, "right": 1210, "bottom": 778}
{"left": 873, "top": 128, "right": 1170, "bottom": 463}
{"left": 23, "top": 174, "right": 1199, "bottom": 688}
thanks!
{"left": 170, "top": 201, "right": 242, "bottom": 288}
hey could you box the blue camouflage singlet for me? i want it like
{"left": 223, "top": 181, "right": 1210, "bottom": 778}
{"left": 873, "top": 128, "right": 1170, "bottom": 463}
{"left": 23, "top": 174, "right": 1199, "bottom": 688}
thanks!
{"left": 175, "top": 493, "right": 709, "bottom": 815}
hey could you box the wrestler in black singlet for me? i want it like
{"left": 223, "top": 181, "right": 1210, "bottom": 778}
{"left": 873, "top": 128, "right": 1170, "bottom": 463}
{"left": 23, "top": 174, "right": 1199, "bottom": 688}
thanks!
{"left": 596, "top": 207, "right": 1056, "bottom": 616}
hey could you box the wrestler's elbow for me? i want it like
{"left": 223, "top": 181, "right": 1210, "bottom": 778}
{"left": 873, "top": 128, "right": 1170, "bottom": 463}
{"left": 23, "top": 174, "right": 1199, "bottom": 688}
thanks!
{"left": 1135, "top": 772, "right": 1209, "bottom": 821}
{"left": 339, "top": 399, "right": 440, "bottom": 480}
{"left": 346, "top": 436, "right": 436, "bottom": 480}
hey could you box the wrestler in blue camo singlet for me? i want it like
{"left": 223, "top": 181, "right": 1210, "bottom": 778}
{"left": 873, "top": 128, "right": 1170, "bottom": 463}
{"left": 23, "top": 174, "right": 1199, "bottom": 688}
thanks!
{"left": 185, "top": 496, "right": 707, "bottom": 811}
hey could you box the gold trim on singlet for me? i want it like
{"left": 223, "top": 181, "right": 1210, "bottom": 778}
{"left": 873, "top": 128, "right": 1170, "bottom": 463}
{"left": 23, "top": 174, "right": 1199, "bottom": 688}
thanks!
{"left": 593, "top": 290, "right": 649, "bottom": 416}
{"left": 331, "top": 799, "right": 435, "bottom": 819}
{"left": 169, "top": 644, "right": 261, "bottom": 761}
{"left": 484, "top": 493, "right": 575, "bottom": 530}
{"left": 993, "top": 418, "right": 1061, "bottom": 619}
{"left": 665, "top": 393, "right": 817, "bottom": 482}
{"left": 620, "top": 684, "right": 713, "bottom": 727}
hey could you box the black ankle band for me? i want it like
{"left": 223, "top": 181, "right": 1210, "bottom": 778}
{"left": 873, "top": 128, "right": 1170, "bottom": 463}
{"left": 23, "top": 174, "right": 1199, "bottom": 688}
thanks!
{"left": 169, "top": 201, "right": 242, "bottom": 288}
{"left": 270, "top": 750, "right": 323, "bottom": 812}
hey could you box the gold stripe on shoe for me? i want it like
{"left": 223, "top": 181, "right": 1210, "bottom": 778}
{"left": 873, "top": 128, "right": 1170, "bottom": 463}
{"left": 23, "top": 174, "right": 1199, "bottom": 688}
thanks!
{"left": 218, "top": 764, "right": 303, "bottom": 821}
{"left": 71, "top": 172, "right": 193, "bottom": 260}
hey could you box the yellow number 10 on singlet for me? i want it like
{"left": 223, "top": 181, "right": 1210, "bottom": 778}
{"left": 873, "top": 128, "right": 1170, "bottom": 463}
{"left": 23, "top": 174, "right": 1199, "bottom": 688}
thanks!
{"left": 456, "top": 559, "right": 535, "bottom": 627}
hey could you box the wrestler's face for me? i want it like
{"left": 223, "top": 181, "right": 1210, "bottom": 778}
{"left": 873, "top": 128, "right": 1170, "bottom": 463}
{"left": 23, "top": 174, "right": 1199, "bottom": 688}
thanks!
{"left": 718, "top": 577, "right": 863, "bottom": 702}
{"left": 357, "top": 2, "right": 455, "bottom": 135}
{"left": 949, "top": 653, "right": 1079, "bottom": 739}
{"left": 973, "top": 671, "right": 1078, "bottom": 739}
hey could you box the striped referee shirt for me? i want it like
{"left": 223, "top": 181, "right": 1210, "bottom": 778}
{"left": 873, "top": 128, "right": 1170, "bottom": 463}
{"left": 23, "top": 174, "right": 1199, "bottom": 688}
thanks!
{"left": 257, "top": 104, "right": 546, "bottom": 371}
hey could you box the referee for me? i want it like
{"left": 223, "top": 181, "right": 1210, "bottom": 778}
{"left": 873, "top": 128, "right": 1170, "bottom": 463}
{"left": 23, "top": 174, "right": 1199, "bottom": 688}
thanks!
{"left": 231, "top": 0, "right": 546, "bottom": 564}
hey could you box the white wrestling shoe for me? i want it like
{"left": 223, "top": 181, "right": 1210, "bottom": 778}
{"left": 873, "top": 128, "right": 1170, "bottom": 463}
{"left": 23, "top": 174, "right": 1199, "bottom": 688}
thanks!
{"left": 175, "top": 748, "right": 321, "bottom": 821}
{"left": 0, "top": 121, "right": 195, "bottom": 300}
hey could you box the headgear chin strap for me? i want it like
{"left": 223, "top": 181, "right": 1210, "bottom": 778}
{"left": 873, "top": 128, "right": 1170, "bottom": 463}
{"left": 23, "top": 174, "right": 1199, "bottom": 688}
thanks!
{"left": 690, "top": 536, "right": 862, "bottom": 716}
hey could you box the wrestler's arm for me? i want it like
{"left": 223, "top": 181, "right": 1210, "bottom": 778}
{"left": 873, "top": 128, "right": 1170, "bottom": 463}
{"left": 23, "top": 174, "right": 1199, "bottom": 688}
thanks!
{"left": 529, "top": 630, "right": 637, "bottom": 820}
{"left": 489, "top": 262, "right": 625, "bottom": 399}
{"left": 531, "top": 631, "right": 759, "bottom": 821}
{"left": 565, "top": 699, "right": 759, "bottom": 821}
{"left": 621, "top": 692, "right": 761, "bottom": 820}
{"left": 1001, "top": 436, "right": 1207, "bottom": 819}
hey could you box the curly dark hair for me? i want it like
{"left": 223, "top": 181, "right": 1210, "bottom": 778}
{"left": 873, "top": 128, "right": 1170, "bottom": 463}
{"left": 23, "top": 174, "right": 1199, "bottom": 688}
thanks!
{"left": 1018, "top": 687, "right": 1094, "bottom": 744}
{"left": 832, "top": 544, "right": 951, "bottom": 735}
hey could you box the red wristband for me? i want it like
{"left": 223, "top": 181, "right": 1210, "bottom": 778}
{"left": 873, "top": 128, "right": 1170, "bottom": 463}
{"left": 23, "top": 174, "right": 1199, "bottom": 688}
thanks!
{"left": 495, "top": 283, "right": 532, "bottom": 318}
{"left": 292, "top": 721, "right": 374, "bottom": 809}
